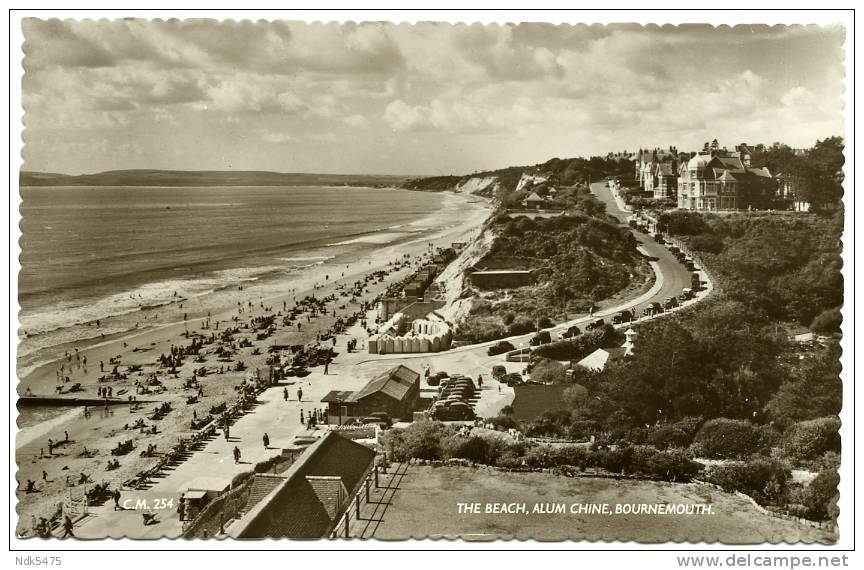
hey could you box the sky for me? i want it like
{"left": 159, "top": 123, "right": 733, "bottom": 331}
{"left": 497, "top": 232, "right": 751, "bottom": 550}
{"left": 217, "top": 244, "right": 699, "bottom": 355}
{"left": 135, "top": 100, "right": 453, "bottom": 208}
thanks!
{"left": 21, "top": 20, "right": 846, "bottom": 176}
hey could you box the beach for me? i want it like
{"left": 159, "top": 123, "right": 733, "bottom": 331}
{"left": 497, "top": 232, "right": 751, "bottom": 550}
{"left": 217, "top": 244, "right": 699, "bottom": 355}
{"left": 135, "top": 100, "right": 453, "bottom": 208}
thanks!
{"left": 15, "top": 186, "right": 492, "bottom": 536}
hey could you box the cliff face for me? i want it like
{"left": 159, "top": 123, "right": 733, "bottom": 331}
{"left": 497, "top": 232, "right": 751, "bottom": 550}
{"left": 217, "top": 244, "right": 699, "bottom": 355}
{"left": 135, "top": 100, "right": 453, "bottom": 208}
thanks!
{"left": 455, "top": 176, "right": 500, "bottom": 196}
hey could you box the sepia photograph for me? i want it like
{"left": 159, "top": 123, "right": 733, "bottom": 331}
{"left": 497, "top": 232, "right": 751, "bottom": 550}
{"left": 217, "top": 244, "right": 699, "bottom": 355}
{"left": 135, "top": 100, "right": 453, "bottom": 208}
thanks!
{"left": 10, "top": 11, "right": 851, "bottom": 549}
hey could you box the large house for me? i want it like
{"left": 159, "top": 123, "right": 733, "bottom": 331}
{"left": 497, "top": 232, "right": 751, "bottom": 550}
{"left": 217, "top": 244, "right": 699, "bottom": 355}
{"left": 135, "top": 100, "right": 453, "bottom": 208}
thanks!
{"left": 634, "top": 147, "right": 679, "bottom": 196}
{"left": 677, "top": 143, "right": 774, "bottom": 212}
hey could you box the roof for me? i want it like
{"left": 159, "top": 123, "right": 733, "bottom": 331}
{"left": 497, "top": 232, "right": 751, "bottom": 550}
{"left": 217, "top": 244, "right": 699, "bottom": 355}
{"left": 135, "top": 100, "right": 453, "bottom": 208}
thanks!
{"left": 350, "top": 365, "right": 420, "bottom": 403}
{"left": 525, "top": 192, "right": 545, "bottom": 202}
{"left": 231, "top": 432, "right": 377, "bottom": 539}
{"left": 576, "top": 347, "right": 628, "bottom": 372}
{"left": 321, "top": 390, "right": 355, "bottom": 403}
{"left": 716, "top": 170, "right": 737, "bottom": 182}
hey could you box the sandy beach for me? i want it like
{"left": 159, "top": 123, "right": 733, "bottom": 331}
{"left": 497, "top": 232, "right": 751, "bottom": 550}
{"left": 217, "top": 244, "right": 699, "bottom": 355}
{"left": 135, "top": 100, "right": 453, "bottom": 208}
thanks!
{"left": 15, "top": 189, "right": 492, "bottom": 536}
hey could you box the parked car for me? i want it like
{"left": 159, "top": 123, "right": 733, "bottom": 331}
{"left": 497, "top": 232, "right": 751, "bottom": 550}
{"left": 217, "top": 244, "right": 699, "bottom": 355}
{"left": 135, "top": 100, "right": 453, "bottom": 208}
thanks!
{"left": 361, "top": 416, "right": 391, "bottom": 428}
{"left": 501, "top": 372, "right": 523, "bottom": 387}
{"left": 664, "top": 296, "right": 679, "bottom": 310}
{"left": 679, "top": 288, "right": 694, "bottom": 301}
{"left": 586, "top": 319, "right": 606, "bottom": 331}
{"left": 491, "top": 365, "right": 507, "bottom": 379}
{"left": 612, "top": 310, "right": 633, "bottom": 325}
{"left": 529, "top": 331, "right": 552, "bottom": 346}
{"left": 487, "top": 340, "right": 515, "bottom": 356}
{"left": 559, "top": 325, "right": 582, "bottom": 340}
{"left": 668, "top": 246, "right": 680, "bottom": 255}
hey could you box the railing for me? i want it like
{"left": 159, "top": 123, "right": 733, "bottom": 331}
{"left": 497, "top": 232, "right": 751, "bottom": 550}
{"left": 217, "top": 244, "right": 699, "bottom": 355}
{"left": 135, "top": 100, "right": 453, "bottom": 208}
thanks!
{"left": 180, "top": 476, "right": 254, "bottom": 538}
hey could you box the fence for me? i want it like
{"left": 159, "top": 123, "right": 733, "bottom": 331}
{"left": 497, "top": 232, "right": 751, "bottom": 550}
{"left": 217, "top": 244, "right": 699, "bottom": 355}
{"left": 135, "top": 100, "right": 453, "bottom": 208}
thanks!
{"left": 329, "top": 458, "right": 387, "bottom": 539}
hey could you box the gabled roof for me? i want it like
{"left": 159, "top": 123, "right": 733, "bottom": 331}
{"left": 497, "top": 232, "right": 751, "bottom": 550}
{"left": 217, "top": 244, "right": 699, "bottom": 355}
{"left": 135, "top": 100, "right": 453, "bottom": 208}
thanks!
{"left": 576, "top": 347, "right": 628, "bottom": 371}
{"left": 351, "top": 365, "right": 419, "bottom": 402}
{"left": 714, "top": 156, "right": 745, "bottom": 170}
{"left": 717, "top": 170, "right": 737, "bottom": 182}
{"left": 525, "top": 192, "right": 545, "bottom": 202}
{"left": 232, "top": 432, "right": 377, "bottom": 539}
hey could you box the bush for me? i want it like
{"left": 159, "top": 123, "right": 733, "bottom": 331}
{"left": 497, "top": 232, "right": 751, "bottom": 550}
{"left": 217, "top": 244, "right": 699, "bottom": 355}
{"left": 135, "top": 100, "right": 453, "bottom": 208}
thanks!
{"left": 810, "top": 307, "right": 842, "bottom": 335}
{"left": 690, "top": 418, "right": 764, "bottom": 459}
{"left": 800, "top": 469, "right": 840, "bottom": 521}
{"left": 383, "top": 421, "right": 450, "bottom": 461}
{"left": 646, "top": 449, "right": 702, "bottom": 482}
{"left": 690, "top": 234, "right": 725, "bottom": 254}
{"left": 780, "top": 416, "right": 841, "bottom": 462}
{"left": 529, "top": 358, "right": 567, "bottom": 384}
{"left": 706, "top": 458, "right": 791, "bottom": 505}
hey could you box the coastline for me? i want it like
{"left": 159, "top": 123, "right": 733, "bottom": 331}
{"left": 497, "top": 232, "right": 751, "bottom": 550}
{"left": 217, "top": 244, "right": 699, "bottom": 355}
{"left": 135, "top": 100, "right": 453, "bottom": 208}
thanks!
{"left": 14, "top": 189, "right": 492, "bottom": 534}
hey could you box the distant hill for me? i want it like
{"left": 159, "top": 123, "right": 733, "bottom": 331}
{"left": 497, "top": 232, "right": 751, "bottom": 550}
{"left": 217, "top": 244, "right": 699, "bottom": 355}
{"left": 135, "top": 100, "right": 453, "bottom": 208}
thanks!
{"left": 19, "top": 169, "right": 411, "bottom": 188}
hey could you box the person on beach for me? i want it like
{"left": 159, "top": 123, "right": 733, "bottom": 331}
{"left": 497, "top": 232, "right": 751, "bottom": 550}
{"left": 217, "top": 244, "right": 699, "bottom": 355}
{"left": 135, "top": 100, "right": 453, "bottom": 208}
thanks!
{"left": 300, "top": 409, "right": 304, "bottom": 424}
{"left": 233, "top": 446, "right": 241, "bottom": 464}
{"left": 297, "top": 388, "right": 303, "bottom": 401}
{"left": 61, "top": 515, "right": 75, "bottom": 538}
{"left": 47, "top": 439, "right": 53, "bottom": 455}
{"left": 100, "top": 361, "right": 104, "bottom": 372}
{"left": 283, "top": 388, "right": 288, "bottom": 402}
{"left": 64, "top": 431, "right": 69, "bottom": 442}
{"left": 262, "top": 433, "right": 269, "bottom": 449}
{"left": 42, "top": 470, "right": 47, "bottom": 482}
{"left": 113, "top": 488, "right": 121, "bottom": 510}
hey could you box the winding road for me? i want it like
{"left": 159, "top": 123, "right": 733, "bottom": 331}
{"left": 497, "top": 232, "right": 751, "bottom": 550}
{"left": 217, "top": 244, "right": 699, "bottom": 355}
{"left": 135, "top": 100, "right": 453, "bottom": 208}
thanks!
{"left": 359, "top": 180, "right": 708, "bottom": 365}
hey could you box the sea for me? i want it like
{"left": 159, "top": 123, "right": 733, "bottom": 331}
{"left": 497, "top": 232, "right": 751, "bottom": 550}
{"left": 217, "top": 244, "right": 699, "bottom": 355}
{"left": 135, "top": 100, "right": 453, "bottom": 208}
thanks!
{"left": 17, "top": 185, "right": 448, "bottom": 379}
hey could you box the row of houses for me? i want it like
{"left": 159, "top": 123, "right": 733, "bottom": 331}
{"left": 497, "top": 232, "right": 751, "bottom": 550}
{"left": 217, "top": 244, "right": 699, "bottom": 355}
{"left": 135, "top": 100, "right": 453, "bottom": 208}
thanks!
{"left": 633, "top": 141, "right": 803, "bottom": 212}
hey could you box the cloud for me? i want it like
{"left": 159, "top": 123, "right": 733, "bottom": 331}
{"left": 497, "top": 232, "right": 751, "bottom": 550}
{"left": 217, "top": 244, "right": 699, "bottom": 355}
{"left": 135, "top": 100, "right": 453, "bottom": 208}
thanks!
{"left": 344, "top": 114, "right": 370, "bottom": 128}
{"left": 384, "top": 99, "right": 430, "bottom": 132}
{"left": 262, "top": 132, "right": 295, "bottom": 144}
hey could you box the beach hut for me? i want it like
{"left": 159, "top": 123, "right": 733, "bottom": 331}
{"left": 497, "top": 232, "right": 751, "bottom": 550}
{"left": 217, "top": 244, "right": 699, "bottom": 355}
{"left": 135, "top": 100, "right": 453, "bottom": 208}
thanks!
{"left": 417, "top": 336, "right": 431, "bottom": 353}
{"left": 384, "top": 336, "right": 395, "bottom": 354}
{"left": 368, "top": 335, "right": 379, "bottom": 355}
{"left": 430, "top": 336, "right": 441, "bottom": 353}
{"left": 394, "top": 337, "right": 404, "bottom": 353}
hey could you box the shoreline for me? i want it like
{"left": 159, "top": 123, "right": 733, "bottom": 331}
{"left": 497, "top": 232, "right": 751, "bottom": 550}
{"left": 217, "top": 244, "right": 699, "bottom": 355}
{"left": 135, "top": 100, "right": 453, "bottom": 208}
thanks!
{"left": 16, "top": 189, "right": 489, "bottom": 386}
{"left": 14, "top": 189, "right": 492, "bottom": 534}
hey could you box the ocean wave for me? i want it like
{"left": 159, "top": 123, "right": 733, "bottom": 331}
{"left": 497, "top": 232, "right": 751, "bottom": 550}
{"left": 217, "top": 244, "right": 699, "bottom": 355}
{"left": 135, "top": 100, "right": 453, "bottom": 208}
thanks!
{"left": 327, "top": 232, "right": 408, "bottom": 246}
{"left": 278, "top": 255, "right": 335, "bottom": 263}
{"left": 18, "top": 265, "right": 283, "bottom": 339}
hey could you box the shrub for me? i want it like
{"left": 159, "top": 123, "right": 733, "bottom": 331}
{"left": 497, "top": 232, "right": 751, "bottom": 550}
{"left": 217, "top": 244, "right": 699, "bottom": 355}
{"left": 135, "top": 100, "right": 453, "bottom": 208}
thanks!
{"left": 800, "top": 469, "right": 840, "bottom": 521}
{"left": 646, "top": 449, "right": 702, "bottom": 482}
{"left": 705, "top": 458, "right": 791, "bottom": 505}
{"left": 690, "top": 418, "right": 764, "bottom": 459}
{"left": 810, "top": 307, "right": 842, "bottom": 335}
{"left": 690, "top": 234, "right": 725, "bottom": 254}
{"left": 384, "top": 421, "right": 450, "bottom": 461}
{"left": 780, "top": 416, "right": 841, "bottom": 462}
{"left": 529, "top": 358, "right": 567, "bottom": 384}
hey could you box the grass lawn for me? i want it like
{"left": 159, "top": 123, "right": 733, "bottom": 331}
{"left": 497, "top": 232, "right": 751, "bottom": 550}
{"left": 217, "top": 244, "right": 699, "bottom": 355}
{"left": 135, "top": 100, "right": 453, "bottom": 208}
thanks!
{"left": 370, "top": 465, "right": 836, "bottom": 543}
{"left": 511, "top": 384, "right": 567, "bottom": 420}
